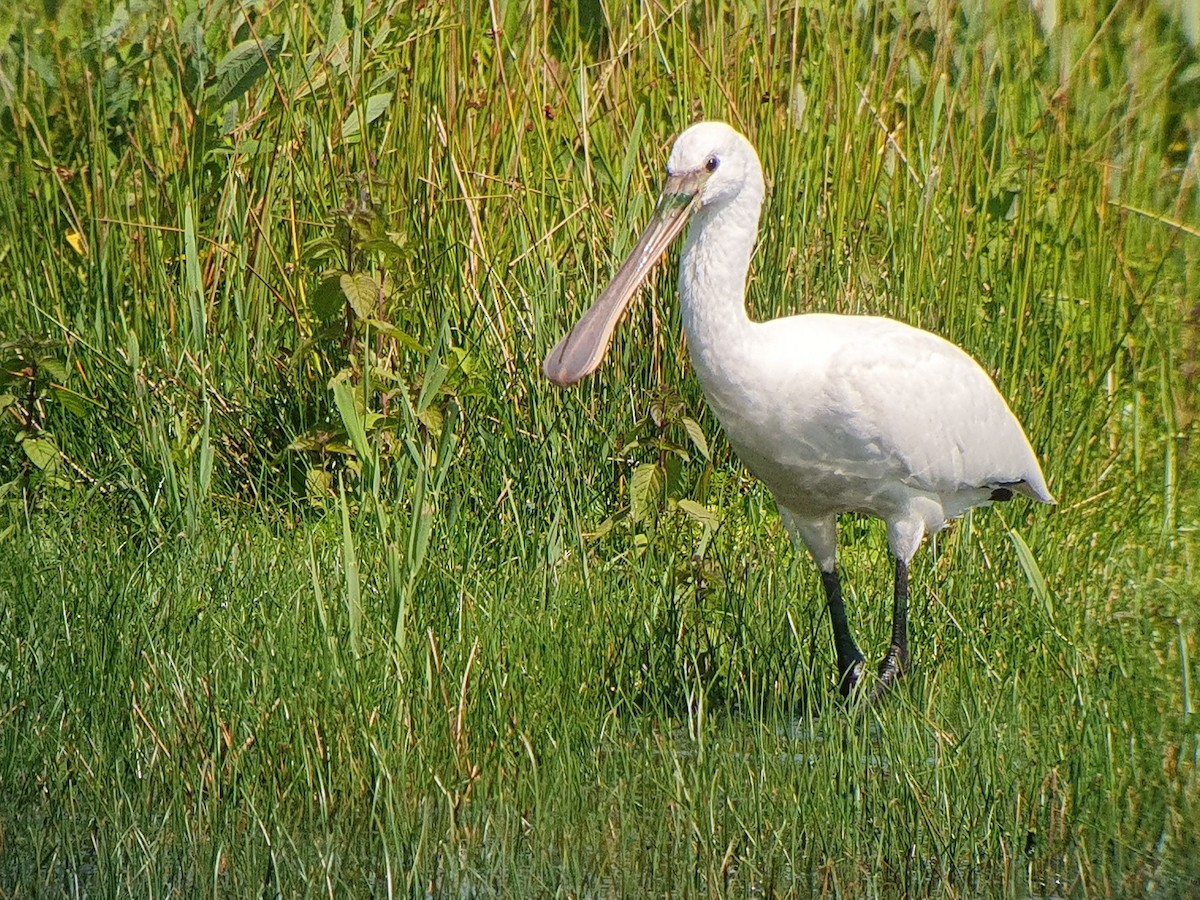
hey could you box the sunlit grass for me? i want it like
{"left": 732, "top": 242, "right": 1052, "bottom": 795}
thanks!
{"left": 0, "top": 0, "right": 1197, "bottom": 895}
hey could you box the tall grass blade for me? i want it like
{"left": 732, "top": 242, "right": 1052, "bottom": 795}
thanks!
{"left": 1010, "top": 527, "right": 1051, "bottom": 616}
{"left": 339, "top": 485, "right": 363, "bottom": 660}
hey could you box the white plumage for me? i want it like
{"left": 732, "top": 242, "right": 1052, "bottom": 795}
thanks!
{"left": 545, "top": 121, "right": 1052, "bottom": 700}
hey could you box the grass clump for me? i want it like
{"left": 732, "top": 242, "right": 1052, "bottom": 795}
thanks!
{"left": 1, "top": 0, "right": 1198, "bottom": 895}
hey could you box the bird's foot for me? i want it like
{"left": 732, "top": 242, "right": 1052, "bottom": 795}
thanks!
{"left": 837, "top": 655, "right": 867, "bottom": 699}
{"left": 866, "top": 644, "right": 909, "bottom": 704}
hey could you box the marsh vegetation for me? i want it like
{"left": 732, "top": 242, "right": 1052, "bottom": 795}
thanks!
{"left": 0, "top": 1, "right": 1197, "bottom": 895}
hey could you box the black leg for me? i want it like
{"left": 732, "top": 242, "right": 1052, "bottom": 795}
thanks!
{"left": 821, "top": 569, "right": 865, "bottom": 696}
{"left": 869, "top": 556, "right": 911, "bottom": 703}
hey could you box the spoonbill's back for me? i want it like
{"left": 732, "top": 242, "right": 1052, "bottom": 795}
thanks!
{"left": 544, "top": 121, "right": 1053, "bottom": 701}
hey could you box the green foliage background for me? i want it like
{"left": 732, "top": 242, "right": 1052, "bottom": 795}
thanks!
{"left": 0, "top": 0, "right": 1197, "bottom": 895}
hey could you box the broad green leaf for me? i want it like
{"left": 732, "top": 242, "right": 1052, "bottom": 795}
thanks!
{"left": 22, "top": 437, "right": 60, "bottom": 472}
{"left": 678, "top": 499, "right": 719, "bottom": 530}
{"left": 588, "top": 513, "right": 620, "bottom": 540}
{"left": 630, "top": 462, "right": 664, "bottom": 524}
{"left": 340, "top": 273, "right": 380, "bottom": 319}
{"left": 288, "top": 430, "right": 333, "bottom": 452}
{"left": 416, "top": 360, "right": 449, "bottom": 414}
{"left": 341, "top": 92, "right": 393, "bottom": 141}
{"left": 25, "top": 47, "right": 58, "bottom": 89}
{"left": 330, "top": 370, "right": 369, "bottom": 462}
{"left": 50, "top": 385, "right": 100, "bottom": 418}
{"left": 0, "top": 359, "right": 23, "bottom": 384}
{"left": 361, "top": 318, "right": 427, "bottom": 353}
{"left": 681, "top": 417, "right": 709, "bottom": 460}
{"left": 363, "top": 237, "right": 407, "bottom": 258}
{"left": 37, "top": 357, "right": 69, "bottom": 383}
{"left": 312, "top": 274, "right": 346, "bottom": 321}
{"left": 305, "top": 468, "right": 332, "bottom": 505}
{"left": 99, "top": 3, "right": 130, "bottom": 45}
{"left": 325, "top": 0, "right": 348, "bottom": 53}
{"left": 448, "top": 346, "right": 479, "bottom": 378}
{"left": 417, "top": 406, "right": 443, "bottom": 435}
{"left": 214, "top": 35, "right": 284, "bottom": 106}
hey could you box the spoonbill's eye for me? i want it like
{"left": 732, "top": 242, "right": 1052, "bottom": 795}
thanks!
{"left": 705, "top": 156, "right": 720, "bottom": 173}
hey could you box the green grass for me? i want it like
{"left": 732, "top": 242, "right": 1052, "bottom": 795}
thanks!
{"left": 1, "top": 0, "right": 1197, "bottom": 895}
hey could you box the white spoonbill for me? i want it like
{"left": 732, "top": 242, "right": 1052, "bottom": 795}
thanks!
{"left": 544, "top": 121, "right": 1053, "bottom": 701}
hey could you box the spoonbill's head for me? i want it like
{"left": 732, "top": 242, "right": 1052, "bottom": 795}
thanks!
{"left": 665, "top": 120, "right": 765, "bottom": 212}
{"left": 543, "top": 120, "right": 762, "bottom": 387}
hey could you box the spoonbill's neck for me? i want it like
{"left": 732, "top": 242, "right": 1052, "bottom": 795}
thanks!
{"left": 679, "top": 193, "right": 762, "bottom": 382}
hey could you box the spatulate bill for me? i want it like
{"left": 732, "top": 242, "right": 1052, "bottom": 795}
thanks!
{"left": 543, "top": 185, "right": 699, "bottom": 387}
